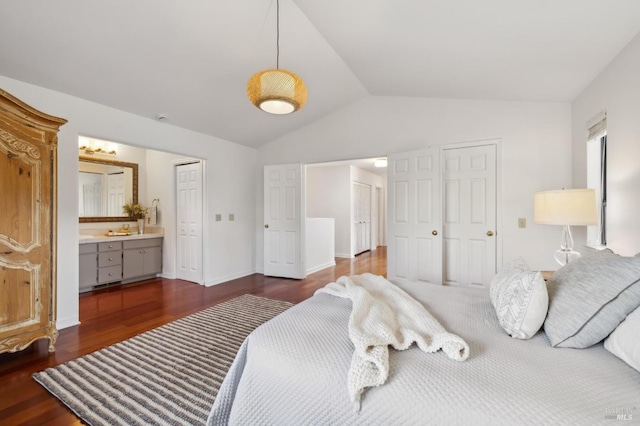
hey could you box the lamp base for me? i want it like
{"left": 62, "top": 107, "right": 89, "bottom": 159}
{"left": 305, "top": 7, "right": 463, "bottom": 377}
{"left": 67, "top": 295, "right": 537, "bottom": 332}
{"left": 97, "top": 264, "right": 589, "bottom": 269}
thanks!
{"left": 554, "top": 249, "right": 581, "bottom": 266}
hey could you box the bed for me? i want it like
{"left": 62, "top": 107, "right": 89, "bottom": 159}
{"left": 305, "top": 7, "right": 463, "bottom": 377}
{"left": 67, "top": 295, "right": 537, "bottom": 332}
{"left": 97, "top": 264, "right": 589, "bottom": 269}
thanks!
{"left": 208, "top": 260, "right": 640, "bottom": 425}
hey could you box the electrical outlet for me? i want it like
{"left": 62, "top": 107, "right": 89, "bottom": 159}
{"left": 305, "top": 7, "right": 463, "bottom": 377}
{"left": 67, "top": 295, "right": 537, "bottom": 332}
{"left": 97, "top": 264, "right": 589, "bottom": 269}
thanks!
{"left": 229, "top": 213, "right": 235, "bottom": 221}
{"left": 518, "top": 218, "right": 526, "bottom": 228}
{"left": 215, "top": 214, "right": 222, "bottom": 222}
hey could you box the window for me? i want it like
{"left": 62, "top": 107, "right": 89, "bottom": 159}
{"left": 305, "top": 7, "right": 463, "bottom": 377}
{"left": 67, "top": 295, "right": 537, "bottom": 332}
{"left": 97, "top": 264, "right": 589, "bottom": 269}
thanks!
{"left": 586, "top": 112, "right": 606, "bottom": 248}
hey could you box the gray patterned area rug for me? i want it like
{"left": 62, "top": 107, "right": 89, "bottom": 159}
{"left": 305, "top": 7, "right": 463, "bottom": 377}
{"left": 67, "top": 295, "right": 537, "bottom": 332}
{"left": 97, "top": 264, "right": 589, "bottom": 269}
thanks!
{"left": 33, "top": 294, "right": 293, "bottom": 426}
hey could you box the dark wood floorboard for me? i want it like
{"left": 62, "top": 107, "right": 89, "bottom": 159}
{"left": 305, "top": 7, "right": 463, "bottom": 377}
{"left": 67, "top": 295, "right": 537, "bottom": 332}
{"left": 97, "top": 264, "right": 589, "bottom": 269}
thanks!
{"left": 0, "top": 247, "right": 386, "bottom": 425}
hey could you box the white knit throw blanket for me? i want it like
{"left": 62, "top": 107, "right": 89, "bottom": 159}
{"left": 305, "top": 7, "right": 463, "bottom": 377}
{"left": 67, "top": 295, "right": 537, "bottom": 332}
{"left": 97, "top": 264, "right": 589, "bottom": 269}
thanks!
{"left": 316, "top": 273, "right": 470, "bottom": 409}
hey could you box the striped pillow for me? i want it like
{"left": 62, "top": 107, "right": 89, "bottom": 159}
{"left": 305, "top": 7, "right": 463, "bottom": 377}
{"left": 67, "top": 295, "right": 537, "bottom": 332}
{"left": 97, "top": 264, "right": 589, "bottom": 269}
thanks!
{"left": 545, "top": 251, "right": 640, "bottom": 348}
{"left": 490, "top": 259, "right": 549, "bottom": 339}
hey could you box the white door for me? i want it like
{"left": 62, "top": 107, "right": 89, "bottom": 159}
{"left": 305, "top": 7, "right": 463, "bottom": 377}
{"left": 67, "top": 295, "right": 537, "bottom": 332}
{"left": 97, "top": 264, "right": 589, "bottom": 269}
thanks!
{"left": 176, "top": 162, "right": 203, "bottom": 284}
{"left": 264, "top": 164, "right": 306, "bottom": 279}
{"left": 352, "top": 181, "right": 371, "bottom": 255}
{"left": 107, "top": 172, "right": 125, "bottom": 216}
{"left": 442, "top": 144, "right": 497, "bottom": 287}
{"left": 376, "top": 187, "right": 384, "bottom": 247}
{"left": 387, "top": 148, "right": 442, "bottom": 285}
{"left": 82, "top": 181, "right": 102, "bottom": 217}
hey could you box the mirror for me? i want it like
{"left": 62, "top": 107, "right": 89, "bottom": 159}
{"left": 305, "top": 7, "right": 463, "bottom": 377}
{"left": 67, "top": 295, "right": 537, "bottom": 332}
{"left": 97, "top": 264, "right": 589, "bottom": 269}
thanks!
{"left": 78, "top": 156, "right": 138, "bottom": 223}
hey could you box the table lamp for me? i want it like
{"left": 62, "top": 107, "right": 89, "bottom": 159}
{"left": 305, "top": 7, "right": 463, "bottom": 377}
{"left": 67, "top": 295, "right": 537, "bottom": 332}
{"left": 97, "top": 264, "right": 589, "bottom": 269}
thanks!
{"left": 534, "top": 189, "right": 598, "bottom": 266}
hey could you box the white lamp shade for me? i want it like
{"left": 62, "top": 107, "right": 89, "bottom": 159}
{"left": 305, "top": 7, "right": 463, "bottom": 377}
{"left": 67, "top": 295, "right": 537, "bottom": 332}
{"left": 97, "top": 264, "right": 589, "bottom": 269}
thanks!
{"left": 534, "top": 189, "right": 598, "bottom": 226}
{"left": 247, "top": 69, "right": 307, "bottom": 115}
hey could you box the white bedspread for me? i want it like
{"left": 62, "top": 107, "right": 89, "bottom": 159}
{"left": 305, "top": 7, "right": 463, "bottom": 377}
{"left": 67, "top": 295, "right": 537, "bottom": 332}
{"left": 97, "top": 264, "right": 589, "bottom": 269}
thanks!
{"left": 316, "top": 273, "right": 469, "bottom": 408}
{"left": 208, "top": 280, "right": 640, "bottom": 425}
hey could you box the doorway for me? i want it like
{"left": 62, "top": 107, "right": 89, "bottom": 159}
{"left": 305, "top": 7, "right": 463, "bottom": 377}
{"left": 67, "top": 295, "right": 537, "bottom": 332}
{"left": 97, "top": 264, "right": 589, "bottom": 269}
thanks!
{"left": 77, "top": 136, "right": 207, "bottom": 291}
{"left": 305, "top": 158, "right": 387, "bottom": 259}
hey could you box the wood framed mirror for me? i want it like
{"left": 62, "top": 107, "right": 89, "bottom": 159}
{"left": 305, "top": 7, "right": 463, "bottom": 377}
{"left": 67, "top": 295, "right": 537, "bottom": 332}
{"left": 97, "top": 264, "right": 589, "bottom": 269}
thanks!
{"left": 78, "top": 156, "right": 138, "bottom": 223}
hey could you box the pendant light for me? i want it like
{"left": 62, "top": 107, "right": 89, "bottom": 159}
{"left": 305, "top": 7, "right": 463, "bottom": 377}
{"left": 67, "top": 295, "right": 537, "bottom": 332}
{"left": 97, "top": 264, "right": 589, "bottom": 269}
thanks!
{"left": 247, "top": 0, "right": 307, "bottom": 114}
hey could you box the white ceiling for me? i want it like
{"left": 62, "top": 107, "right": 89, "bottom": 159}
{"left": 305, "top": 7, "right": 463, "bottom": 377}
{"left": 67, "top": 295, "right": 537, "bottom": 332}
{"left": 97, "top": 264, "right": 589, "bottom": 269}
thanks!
{"left": 1, "top": 0, "right": 639, "bottom": 148}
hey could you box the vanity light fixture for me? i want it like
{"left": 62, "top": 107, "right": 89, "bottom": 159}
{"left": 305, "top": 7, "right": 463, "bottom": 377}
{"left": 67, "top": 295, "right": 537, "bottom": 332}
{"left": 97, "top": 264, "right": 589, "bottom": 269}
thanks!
{"left": 247, "top": 0, "right": 307, "bottom": 114}
{"left": 78, "top": 137, "right": 118, "bottom": 156}
{"left": 78, "top": 145, "right": 117, "bottom": 155}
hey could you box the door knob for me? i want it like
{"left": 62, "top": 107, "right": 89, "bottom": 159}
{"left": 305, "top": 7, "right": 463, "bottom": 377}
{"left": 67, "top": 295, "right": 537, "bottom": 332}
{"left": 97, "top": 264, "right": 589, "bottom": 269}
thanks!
{"left": 432, "top": 230, "right": 438, "bottom": 236}
{"left": 487, "top": 231, "right": 494, "bottom": 236}
{"left": 264, "top": 224, "right": 269, "bottom": 229}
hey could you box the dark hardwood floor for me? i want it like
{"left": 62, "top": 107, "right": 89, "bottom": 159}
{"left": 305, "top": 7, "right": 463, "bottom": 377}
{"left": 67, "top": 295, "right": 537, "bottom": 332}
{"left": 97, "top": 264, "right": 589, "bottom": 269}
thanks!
{"left": 0, "top": 247, "right": 386, "bottom": 425}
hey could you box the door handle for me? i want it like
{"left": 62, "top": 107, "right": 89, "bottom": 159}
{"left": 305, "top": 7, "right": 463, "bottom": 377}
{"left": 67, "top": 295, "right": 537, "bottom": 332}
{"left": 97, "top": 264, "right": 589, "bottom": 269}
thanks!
{"left": 432, "top": 230, "right": 438, "bottom": 236}
{"left": 264, "top": 224, "right": 269, "bottom": 229}
{"left": 487, "top": 231, "right": 494, "bottom": 237}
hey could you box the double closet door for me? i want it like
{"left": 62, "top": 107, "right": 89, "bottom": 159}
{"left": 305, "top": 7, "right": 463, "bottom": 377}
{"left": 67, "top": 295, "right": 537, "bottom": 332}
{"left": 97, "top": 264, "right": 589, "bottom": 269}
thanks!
{"left": 352, "top": 181, "right": 372, "bottom": 256}
{"left": 387, "top": 143, "right": 497, "bottom": 287}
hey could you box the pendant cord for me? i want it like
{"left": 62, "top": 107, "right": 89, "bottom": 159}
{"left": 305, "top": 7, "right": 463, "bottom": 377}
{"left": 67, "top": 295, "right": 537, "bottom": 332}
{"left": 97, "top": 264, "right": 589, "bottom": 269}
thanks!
{"left": 276, "top": 0, "right": 280, "bottom": 70}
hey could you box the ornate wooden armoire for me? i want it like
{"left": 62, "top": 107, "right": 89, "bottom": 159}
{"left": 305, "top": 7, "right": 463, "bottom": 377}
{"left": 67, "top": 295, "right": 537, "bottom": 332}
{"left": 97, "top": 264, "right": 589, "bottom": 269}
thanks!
{"left": 0, "top": 89, "right": 67, "bottom": 353}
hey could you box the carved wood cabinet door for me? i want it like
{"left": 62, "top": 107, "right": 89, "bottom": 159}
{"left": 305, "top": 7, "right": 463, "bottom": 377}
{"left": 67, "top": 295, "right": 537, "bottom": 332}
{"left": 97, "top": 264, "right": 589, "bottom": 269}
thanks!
{"left": 0, "top": 89, "right": 66, "bottom": 354}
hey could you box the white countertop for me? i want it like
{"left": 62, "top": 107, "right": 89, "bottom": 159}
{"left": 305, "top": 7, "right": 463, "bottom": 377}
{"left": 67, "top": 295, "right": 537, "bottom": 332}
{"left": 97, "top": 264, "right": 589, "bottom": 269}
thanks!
{"left": 79, "top": 232, "right": 164, "bottom": 244}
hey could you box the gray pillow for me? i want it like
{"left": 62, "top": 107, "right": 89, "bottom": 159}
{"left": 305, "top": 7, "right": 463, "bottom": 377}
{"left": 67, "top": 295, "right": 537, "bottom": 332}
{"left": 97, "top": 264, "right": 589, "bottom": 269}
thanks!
{"left": 544, "top": 250, "right": 640, "bottom": 348}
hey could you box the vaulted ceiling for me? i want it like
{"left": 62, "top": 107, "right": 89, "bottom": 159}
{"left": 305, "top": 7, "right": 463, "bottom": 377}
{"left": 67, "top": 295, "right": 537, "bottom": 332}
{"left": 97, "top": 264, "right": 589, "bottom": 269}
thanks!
{"left": 1, "top": 0, "right": 639, "bottom": 148}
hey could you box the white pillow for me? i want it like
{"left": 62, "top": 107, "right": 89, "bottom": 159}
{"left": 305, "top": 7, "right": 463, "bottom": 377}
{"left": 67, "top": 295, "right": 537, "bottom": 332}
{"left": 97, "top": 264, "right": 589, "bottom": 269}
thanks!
{"left": 604, "top": 305, "right": 640, "bottom": 372}
{"left": 490, "top": 259, "right": 549, "bottom": 339}
{"left": 490, "top": 258, "right": 526, "bottom": 307}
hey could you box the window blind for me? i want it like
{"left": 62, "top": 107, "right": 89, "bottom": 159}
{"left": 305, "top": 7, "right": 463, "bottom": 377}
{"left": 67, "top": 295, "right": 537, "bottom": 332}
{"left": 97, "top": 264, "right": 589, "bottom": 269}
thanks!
{"left": 587, "top": 112, "right": 606, "bottom": 140}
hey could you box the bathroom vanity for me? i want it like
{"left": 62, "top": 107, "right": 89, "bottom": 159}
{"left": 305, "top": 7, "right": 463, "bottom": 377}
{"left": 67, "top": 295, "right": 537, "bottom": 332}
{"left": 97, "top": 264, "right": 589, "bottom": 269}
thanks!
{"left": 79, "top": 233, "right": 163, "bottom": 292}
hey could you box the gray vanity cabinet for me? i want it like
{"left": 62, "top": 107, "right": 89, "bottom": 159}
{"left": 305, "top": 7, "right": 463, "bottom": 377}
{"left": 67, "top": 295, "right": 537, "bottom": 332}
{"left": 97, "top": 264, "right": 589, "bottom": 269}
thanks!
{"left": 122, "top": 238, "right": 162, "bottom": 280}
{"left": 79, "top": 241, "right": 123, "bottom": 291}
{"left": 79, "top": 237, "right": 161, "bottom": 292}
{"left": 79, "top": 244, "right": 98, "bottom": 290}
{"left": 97, "top": 241, "right": 123, "bottom": 284}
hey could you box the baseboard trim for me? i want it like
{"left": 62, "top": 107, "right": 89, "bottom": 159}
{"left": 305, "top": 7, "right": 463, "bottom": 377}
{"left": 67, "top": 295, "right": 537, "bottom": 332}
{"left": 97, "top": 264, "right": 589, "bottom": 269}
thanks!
{"left": 306, "top": 261, "right": 336, "bottom": 275}
{"left": 57, "top": 317, "right": 80, "bottom": 330}
{"left": 335, "top": 252, "right": 352, "bottom": 259}
{"left": 205, "top": 269, "right": 257, "bottom": 287}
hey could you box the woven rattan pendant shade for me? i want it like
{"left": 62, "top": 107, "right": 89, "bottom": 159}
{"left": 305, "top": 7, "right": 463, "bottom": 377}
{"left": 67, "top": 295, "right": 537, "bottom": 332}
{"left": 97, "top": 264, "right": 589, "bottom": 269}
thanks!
{"left": 247, "top": 68, "right": 307, "bottom": 114}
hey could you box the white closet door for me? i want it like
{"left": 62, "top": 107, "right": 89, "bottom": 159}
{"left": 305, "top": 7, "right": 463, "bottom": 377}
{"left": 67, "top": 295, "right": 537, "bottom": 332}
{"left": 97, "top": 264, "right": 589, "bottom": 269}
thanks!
{"left": 387, "top": 148, "right": 442, "bottom": 285}
{"left": 352, "top": 181, "right": 371, "bottom": 255}
{"left": 176, "top": 162, "right": 203, "bottom": 284}
{"left": 263, "top": 164, "right": 306, "bottom": 279}
{"left": 442, "top": 144, "right": 496, "bottom": 287}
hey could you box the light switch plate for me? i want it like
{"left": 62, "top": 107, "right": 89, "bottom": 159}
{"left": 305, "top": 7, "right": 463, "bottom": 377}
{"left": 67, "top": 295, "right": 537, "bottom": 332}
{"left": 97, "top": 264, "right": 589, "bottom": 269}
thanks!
{"left": 215, "top": 214, "right": 222, "bottom": 222}
{"left": 518, "top": 218, "right": 526, "bottom": 228}
{"left": 229, "top": 213, "right": 235, "bottom": 221}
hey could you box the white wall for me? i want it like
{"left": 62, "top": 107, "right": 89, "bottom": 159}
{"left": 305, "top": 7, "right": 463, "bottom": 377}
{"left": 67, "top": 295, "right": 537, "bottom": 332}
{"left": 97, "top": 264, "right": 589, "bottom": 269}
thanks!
{"left": 305, "top": 218, "right": 335, "bottom": 274}
{"left": 572, "top": 31, "right": 640, "bottom": 256}
{"left": 306, "top": 165, "right": 351, "bottom": 257}
{"left": 257, "top": 96, "right": 572, "bottom": 274}
{"left": 0, "top": 75, "right": 257, "bottom": 329}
